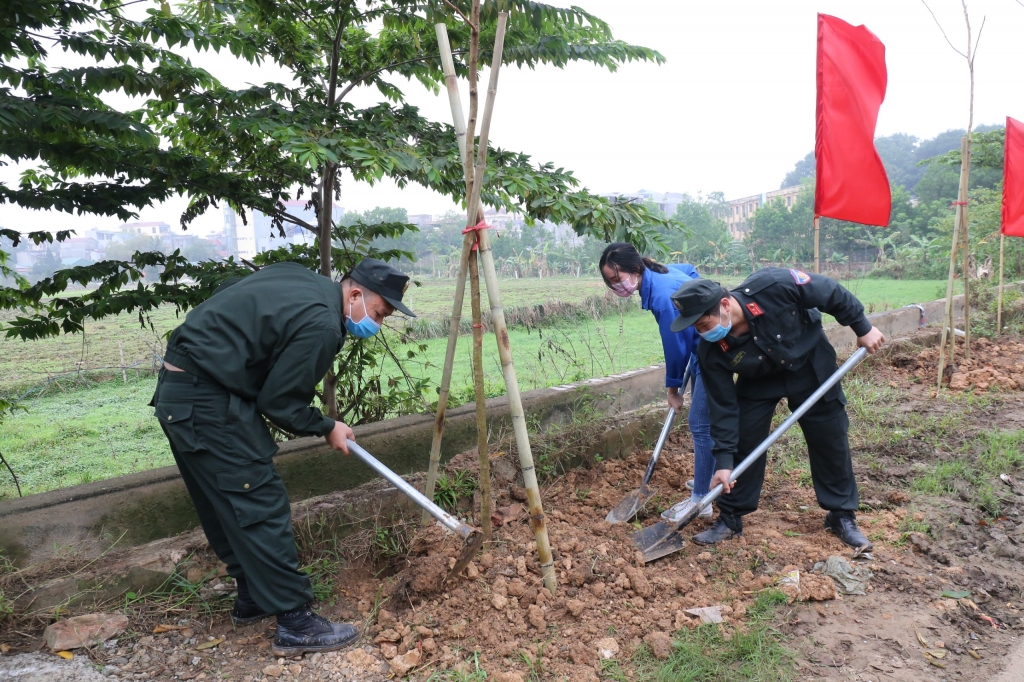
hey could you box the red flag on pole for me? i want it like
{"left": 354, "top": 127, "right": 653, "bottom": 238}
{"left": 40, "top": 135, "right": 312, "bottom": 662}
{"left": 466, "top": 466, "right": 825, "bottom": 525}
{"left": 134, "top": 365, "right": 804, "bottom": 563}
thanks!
{"left": 815, "top": 14, "right": 891, "bottom": 227}
{"left": 1004, "top": 117, "right": 1024, "bottom": 237}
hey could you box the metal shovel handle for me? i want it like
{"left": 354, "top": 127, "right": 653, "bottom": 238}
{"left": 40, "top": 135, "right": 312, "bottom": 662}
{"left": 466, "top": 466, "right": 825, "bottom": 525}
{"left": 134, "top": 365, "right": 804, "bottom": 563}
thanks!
{"left": 639, "top": 354, "right": 695, "bottom": 486}
{"left": 347, "top": 440, "right": 477, "bottom": 541}
{"left": 694, "top": 346, "right": 869, "bottom": 515}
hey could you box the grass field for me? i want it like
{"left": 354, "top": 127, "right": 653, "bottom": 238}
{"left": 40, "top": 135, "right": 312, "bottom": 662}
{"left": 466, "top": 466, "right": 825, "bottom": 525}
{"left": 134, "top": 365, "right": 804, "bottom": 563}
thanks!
{"left": 0, "top": 275, "right": 949, "bottom": 499}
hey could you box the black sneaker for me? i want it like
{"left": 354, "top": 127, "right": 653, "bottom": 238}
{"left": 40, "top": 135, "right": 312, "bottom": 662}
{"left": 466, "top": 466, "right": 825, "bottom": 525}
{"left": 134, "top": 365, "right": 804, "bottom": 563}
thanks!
{"left": 272, "top": 603, "right": 360, "bottom": 657}
{"left": 692, "top": 516, "right": 742, "bottom": 545}
{"left": 824, "top": 511, "right": 873, "bottom": 551}
{"left": 230, "top": 577, "right": 269, "bottom": 626}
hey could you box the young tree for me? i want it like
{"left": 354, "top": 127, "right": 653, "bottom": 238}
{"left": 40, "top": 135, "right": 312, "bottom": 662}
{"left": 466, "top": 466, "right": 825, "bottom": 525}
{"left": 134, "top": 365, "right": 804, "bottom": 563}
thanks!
{"left": 1, "top": 0, "right": 674, "bottom": 420}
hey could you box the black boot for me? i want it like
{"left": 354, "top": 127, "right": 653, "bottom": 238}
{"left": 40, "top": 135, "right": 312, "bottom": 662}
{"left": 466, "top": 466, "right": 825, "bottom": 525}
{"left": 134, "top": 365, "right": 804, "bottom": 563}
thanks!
{"left": 824, "top": 511, "right": 873, "bottom": 551}
{"left": 231, "top": 576, "right": 270, "bottom": 626}
{"left": 272, "top": 603, "right": 360, "bottom": 657}
{"left": 692, "top": 515, "right": 742, "bottom": 545}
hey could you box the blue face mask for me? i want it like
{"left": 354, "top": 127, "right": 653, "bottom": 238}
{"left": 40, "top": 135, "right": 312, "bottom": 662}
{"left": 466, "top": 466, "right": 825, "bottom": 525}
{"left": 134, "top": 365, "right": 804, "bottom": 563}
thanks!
{"left": 698, "top": 304, "right": 732, "bottom": 343}
{"left": 345, "top": 297, "right": 381, "bottom": 339}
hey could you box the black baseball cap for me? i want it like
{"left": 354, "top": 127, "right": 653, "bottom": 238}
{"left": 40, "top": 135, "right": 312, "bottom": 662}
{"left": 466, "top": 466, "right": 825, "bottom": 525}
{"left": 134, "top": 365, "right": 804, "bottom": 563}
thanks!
{"left": 670, "top": 279, "right": 728, "bottom": 332}
{"left": 349, "top": 258, "right": 416, "bottom": 317}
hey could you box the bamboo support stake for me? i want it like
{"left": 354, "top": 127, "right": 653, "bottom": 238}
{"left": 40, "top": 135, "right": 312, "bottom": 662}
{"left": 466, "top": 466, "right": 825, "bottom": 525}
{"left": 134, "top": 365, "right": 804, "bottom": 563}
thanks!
{"left": 421, "top": 26, "right": 478, "bottom": 524}
{"left": 438, "top": 14, "right": 557, "bottom": 592}
{"left": 468, "top": 249, "right": 491, "bottom": 540}
{"left": 998, "top": 233, "right": 1005, "bottom": 333}
{"left": 813, "top": 217, "right": 821, "bottom": 274}
{"left": 961, "top": 163, "right": 971, "bottom": 360}
{"left": 937, "top": 136, "right": 970, "bottom": 388}
{"left": 118, "top": 342, "right": 127, "bottom": 383}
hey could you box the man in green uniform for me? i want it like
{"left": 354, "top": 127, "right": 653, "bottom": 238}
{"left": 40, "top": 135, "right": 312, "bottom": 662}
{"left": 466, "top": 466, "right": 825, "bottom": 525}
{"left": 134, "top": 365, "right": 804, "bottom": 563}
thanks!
{"left": 152, "top": 258, "right": 413, "bottom": 656}
{"left": 669, "top": 268, "right": 884, "bottom": 549}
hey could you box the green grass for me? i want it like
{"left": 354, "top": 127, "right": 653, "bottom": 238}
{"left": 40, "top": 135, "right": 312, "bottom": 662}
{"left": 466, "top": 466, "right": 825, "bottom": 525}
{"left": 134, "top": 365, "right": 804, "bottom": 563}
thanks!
{"left": 606, "top": 589, "right": 793, "bottom": 682}
{"left": 913, "top": 429, "right": 1024, "bottom": 514}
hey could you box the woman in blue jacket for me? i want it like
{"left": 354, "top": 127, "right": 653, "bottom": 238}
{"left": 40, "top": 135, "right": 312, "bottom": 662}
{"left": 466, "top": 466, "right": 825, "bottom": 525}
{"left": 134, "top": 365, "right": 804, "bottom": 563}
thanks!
{"left": 599, "top": 243, "right": 714, "bottom": 520}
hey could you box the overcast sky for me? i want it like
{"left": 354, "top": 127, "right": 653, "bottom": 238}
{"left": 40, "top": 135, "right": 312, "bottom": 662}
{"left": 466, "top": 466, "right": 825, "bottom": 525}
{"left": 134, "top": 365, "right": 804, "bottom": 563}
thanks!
{"left": 2, "top": 0, "right": 1023, "bottom": 237}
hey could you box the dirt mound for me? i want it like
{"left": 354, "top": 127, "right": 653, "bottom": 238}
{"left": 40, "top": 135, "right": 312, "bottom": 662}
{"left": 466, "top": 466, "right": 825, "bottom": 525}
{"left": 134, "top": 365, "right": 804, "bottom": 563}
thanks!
{"left": 887, "top": 335, "right": 1024, "bottom": 392}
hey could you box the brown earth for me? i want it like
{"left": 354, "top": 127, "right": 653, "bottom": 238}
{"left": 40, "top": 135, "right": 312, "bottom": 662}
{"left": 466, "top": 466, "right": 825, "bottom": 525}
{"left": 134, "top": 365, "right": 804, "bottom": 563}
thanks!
{"left": 2, "top": 331, "right": 1024, "bottom": 680}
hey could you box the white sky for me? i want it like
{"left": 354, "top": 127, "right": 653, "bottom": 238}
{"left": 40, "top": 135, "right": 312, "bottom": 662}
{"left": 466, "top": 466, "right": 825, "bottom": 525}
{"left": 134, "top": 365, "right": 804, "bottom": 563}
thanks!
{"left": 2, "top": 0, "right": 1023, "bottom": 238}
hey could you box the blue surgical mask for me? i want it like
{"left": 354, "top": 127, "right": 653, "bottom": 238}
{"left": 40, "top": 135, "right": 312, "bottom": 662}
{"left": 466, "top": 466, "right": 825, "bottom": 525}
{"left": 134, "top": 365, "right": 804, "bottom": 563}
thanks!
{"left": 345, "top": 297, "right": 381, "bottom": 339}
{"left": 698, "top": 304, "right": 732, "bottom": 343}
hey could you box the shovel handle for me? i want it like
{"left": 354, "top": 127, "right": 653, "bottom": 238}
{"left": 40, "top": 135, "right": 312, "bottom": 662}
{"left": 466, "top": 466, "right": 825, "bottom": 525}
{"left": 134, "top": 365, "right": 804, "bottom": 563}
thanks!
{"left": 695, "top": 347, "right": 869, "bottom": 513}
{"left": 640, "top": 355, "right": 695, "bottom": 487}
{"left": 347, "top": 440, "right": 477, "bottom": 541}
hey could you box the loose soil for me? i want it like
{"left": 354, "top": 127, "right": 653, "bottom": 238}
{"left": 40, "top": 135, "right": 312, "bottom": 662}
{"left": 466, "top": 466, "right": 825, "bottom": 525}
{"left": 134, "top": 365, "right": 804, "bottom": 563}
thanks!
{"left": 3, "top": 329, "right": 1024, "bottom": 681}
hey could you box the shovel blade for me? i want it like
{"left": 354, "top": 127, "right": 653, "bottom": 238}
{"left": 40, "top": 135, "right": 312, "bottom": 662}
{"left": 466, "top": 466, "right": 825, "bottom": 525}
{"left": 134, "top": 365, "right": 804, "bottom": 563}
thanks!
{"left": 605, "top": 486, "right": 658, "bottom": 524}
{"left": 631, "top": 521, "right": 688, "bottom": 562}
{"left": 446, "top": 529, "right": 485, "bottom": 582}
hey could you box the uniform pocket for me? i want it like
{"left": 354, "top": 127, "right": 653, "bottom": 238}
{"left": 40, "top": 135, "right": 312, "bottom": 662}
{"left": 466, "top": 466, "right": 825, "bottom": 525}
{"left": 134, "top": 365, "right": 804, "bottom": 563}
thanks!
{"left": 216, "top": 461, "right": 291, "bottom": 528}
{"left": 155, "top": 401, "right": 197, "bottom": 452}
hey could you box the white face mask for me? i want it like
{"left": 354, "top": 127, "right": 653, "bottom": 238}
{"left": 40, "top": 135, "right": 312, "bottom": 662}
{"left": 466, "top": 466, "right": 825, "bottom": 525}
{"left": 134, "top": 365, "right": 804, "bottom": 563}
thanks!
{"left": 611, "top": 274, "right": 639, "bottom": 298}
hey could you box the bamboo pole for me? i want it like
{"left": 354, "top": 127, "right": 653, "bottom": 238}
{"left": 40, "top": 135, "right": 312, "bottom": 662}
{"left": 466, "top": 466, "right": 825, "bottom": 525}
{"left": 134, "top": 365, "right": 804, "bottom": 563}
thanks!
{"left": 998, "top": 233, "right": 1005, "bottom": 333}
{"left": 937, "top": 137, "right": 970, "bottom": 389}
{"left": 421, "top": 26, "right": 479, "bottom": 525}
{"left": 468, "top": 249, "right": 491, "bottom": 540}
{"left": 813, "top": 217, "right": 821, "bottom": 274}
{"left": 437, "top": 15, "right": 557, "bottom": 593}
{"left": 960, "top": 147, "right": 972, "bottom": 360}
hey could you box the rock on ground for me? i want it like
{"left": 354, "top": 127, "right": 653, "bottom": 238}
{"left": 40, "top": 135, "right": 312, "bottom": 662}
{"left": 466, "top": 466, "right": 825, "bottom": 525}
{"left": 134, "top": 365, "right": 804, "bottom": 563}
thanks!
{"left": 43, "top": 613, "right": 128, "bottom": 651}
{"left": 0, "top": 653, "right": 108, "bottom": 682}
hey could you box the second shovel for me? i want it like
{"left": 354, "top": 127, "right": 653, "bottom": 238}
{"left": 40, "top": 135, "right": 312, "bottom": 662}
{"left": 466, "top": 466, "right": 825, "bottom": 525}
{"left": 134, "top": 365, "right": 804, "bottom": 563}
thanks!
{"left": 605, "top": 357, "right": 694, "bottom": 524}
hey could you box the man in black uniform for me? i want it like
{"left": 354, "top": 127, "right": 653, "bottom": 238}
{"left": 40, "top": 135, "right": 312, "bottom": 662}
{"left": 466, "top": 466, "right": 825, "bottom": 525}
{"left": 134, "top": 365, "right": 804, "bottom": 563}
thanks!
{"left": 152, "top": 258, "right": 413, "bottom": 656}
{"left": 669, "top": 268, "right": 885, "bottom": 548}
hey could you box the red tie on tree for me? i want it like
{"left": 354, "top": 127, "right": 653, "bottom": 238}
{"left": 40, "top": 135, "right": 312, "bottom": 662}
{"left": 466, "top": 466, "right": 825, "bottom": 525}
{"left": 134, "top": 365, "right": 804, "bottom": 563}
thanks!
{"left": 814, "top": 14, "right": 891, "bottom": 227}
{"left": 1003, "top": 117, "right": 1024, "bottom": 237}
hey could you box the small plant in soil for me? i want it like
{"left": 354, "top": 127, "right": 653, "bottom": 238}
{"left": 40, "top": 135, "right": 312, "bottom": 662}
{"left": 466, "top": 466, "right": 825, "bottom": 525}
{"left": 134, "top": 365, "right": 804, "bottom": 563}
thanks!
{"left": 433, "top": 470, "right": 477, "bottom": 512}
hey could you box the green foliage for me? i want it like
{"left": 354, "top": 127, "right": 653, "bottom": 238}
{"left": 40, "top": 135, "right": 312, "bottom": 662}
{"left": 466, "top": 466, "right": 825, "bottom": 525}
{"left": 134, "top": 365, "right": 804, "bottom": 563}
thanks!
{"left": 650, "top": 589, "right": 793, "bottom": 681}
{"left": 913, "top": 430, "right": 1024, "bottom": 515}
{"left": 433, "top": 470, "right": 477, "bottom": 512}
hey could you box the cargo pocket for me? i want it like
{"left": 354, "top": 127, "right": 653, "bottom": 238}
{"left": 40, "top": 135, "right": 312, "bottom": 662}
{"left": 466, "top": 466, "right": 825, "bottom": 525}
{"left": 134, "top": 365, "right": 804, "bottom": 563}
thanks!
{"left": 155, "top": 401, "right": 197, "bottom": 452}
{"left": 216, "top": 461, "right": 291, "bottom": 528}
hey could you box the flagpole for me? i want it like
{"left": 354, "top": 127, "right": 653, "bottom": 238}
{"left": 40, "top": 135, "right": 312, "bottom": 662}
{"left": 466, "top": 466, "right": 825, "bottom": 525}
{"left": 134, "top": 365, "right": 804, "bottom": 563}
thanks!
{"left": 998, "top": 232, "right": 1005, "bottom": 333}
{"left": 813, "top": 216, "right": 821, "bottom": 274}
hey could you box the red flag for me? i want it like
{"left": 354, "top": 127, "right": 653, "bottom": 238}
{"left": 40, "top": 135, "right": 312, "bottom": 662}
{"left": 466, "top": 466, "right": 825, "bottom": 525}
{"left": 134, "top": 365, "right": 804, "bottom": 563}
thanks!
{"left": 1004, "top": 117, "right": 1024, "bottom": 237}
{"left": 815, "top": 14, "right": 890, "bottom": 227}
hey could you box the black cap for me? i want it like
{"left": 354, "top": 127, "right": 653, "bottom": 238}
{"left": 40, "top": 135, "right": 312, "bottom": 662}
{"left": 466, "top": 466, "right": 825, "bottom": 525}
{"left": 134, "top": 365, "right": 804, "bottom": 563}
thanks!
{"left": 670, "top": 279, "right": 727, "bottom": 332}
{"left": 349, "top": 258, "right": 416, "bottom": 317}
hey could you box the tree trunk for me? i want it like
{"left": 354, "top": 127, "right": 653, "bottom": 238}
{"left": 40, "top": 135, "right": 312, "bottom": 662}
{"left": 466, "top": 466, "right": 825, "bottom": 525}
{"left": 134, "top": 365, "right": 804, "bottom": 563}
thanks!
{"left": 320, "top": 163, "right": 339, "bottom": 419}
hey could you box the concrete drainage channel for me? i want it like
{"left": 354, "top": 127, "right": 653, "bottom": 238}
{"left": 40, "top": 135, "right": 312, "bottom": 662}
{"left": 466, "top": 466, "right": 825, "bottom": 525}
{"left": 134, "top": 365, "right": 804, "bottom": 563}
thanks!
{"left": 0, "top": 292, "right": 965, "bottom": 616}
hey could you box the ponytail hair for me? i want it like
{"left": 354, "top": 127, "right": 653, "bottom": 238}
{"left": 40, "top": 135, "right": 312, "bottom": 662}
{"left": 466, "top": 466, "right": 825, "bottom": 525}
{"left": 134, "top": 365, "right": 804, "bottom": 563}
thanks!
{"left": 598, "top": 242, "right": 668, "bottom": 286}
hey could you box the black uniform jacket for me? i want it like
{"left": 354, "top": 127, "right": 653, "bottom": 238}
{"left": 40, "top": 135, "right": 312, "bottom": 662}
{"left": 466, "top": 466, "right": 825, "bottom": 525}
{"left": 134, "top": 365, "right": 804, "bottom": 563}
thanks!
{"left": 697, "top": 268, "right": 872, "bottom": 470}
{"left": 163, "top": 262, "right": 345, "bottom": 438}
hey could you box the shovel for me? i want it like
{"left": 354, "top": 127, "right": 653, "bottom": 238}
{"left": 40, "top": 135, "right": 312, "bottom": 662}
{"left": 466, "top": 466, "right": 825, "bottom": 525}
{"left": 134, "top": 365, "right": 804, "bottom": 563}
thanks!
{"left": 632, "top": 347, "right": 869, "bottom": 563}
{"left": 605, "top": 358, "right": 694, "bottom": 523}
{"left": 347, "top": 440, "right": 484, "bottom": 580}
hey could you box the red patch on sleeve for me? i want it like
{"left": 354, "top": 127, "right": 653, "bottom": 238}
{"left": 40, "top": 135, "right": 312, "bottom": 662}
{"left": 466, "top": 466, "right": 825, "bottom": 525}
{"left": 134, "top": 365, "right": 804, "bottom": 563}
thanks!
{"left": 717, "top": 340, "right": 729, "bottom": 352}
{"left": 745, "top": 302, "right": 764, "bottom": 317}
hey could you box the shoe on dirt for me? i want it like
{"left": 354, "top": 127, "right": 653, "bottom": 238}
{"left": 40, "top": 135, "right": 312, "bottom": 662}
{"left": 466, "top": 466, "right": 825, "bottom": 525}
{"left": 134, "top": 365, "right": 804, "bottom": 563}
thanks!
{"left": 824, "top": 511, "right": 873, "bottom": 551}
{"left": 685, "top": 479, "right": 694, "bottom": 491}
{"left": 660, "top": 496, "right": 713, "bottom": 522}
{"left": 692, "top": 517, "right": 742, "bottom": 545}
{"left": 231, "top": 598, "right": 270, "bottom": 626}
{"left": 230, "top": 577, "right": 270, "bottom": 626}
{"left": 272, "top": 603, "right": 360, "bottom": 657}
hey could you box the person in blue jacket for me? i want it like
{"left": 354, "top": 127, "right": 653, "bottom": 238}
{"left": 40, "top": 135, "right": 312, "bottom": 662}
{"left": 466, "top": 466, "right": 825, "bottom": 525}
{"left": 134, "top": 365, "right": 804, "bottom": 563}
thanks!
{"left": 599, "top": 243, "right": 714, "bottom": 521}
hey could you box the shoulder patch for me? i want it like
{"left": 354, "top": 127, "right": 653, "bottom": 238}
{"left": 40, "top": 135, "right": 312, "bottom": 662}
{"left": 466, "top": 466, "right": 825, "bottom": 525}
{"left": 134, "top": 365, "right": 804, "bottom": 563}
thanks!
{"left": 717, "top": 340, "right": 729, "bottom": 352}
{"left": 789, "top": 269, "right": 811, "bottom": 285}
{"left": 745, "top": 302, "right": 764, "bottom": 317}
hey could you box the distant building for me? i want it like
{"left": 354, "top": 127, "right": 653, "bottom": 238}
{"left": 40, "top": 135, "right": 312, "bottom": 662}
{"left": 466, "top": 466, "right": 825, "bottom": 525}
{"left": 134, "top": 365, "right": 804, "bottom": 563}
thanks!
{"left": 59, "top": 237, "right": 99, "bottom": 260}
{"left": 231, "top": 201, "right": 343, "bottom": 260}
{"left": 725, "top": 185, "right": 804, "bottom": 241}
{"left": 119, "top": 221, "right": 171, "bottom": 237}
{"left": 602, "top": 190, "right": 686, "bottom": 218}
